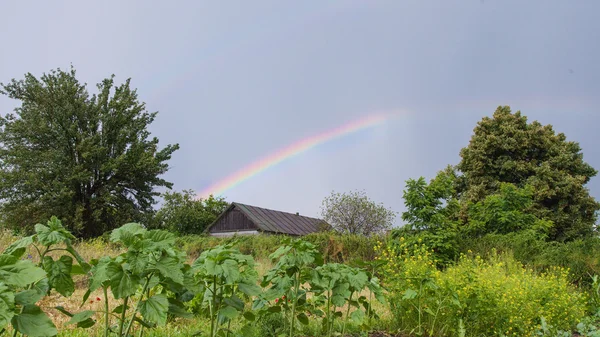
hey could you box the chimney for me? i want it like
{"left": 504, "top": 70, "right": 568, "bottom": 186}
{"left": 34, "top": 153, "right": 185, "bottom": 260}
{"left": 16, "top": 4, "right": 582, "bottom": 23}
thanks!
{"left": 296, "top": 212, "right": 299, "bottom": 216}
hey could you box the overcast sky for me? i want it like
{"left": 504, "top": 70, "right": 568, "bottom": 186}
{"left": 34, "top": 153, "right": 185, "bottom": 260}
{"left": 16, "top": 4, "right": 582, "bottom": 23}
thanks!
{"left": 1, "top": 1, "right": 599, "bottom": 225}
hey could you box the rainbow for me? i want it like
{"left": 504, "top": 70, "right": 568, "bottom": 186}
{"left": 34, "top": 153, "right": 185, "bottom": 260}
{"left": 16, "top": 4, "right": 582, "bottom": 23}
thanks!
{"left": 197, "top": 112, "right": 397, "bottom": 198}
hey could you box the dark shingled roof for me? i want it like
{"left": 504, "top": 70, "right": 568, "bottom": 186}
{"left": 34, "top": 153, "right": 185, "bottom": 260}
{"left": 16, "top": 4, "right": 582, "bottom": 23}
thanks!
{"left": 211, "top": 202, "right": 328, "bottom": 235}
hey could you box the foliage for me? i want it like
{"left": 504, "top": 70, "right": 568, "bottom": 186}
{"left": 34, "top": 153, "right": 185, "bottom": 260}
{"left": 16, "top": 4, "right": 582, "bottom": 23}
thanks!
{"left": 397, "top": 167, "right": 461, "bottom": 263}
{"left": 82, "top": 222, "right": 190, "bottom": 336}
{"left": 320, "top": 190, "right": 396, "bottom": 236}
{"left": 1, "top": 217, "right": 92, "bottom": 336}
{"left": 400, "top": 173, "right": 556, "bottom": 264}
{"left": 465, "top": 183, "right": 554, "bottom": 237}
{"left": 151, "top": 190, "right": 228, "bottom": 235}
{"left": 189, "top": 244, "right": 259, "bottom": 337}
{"left": 0, "top": 254, "right": 55, "bottom": 336}
{"left": 0, "top": 67, "right": 179, "bottom": 237}
{"left": 311, "top": 263, "right": 384, "bottom": 337}
{"left": 459, "top": 232, "right": 600, "bottom": 287}
{"left": 457, "top": 106, "right": 599, "bottom": 241}
{"left": 377, "top": 238, "right": 587, "bottom": 337}
{"left": 259, "top": 239, "right": 323, "bottom": 337}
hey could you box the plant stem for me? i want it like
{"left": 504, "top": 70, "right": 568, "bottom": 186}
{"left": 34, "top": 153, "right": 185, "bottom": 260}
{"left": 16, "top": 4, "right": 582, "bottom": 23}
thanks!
{"left": 118, "top": 296, "right": 129, "bottom": 336}
{"left": 289, "top": 271, "right": 300, "bottom": 337}
{"left": 31, "top": 244, "right": 42, "bottom": 262}
{"left": 418, "top": 280, "right": 423, "bottom": 335}
{"left": 430, "top": 298, "right": 441, "bottom": 335}
{"left": 124, "top": 275, "right": 153, "bottom": 337}
{"left": 341, "top": 291, "right": 354, "bottom": 337}
{"left": 210, "top": 276, "right": 218, "bottom": 337}
{"left": 326, "top": 290, "right": 332, "bottom": 337}
{"left": 103, "top": 286, "right": 110, "bottom": 337}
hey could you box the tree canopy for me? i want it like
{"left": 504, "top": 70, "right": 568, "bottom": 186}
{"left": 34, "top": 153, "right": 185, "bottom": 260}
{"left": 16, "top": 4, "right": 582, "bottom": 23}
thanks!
{"left": 0, "top": 68, "right": 179, "bottom": 237}
{"left": 457, "top": 106, "right": 599, "bottom": 241}
{"left": 150, "top": 190, "right": 229, "bottom": 235}
{"left": 320, "top": 190, "right": 396, "bottom": 236}
{"left": 400, "top": 106, "right": 599, "bottom": 257}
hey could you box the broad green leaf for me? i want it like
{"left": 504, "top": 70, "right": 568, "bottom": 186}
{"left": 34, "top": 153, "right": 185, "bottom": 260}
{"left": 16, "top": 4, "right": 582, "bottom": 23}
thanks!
{"left": 347, "top": 270, "right": 369, "bottom": 291}
{"left": 167, "top": 298, "right": 193, "bottom": 319}
{"left": 239, "top": 323, "right": 257, "bottom": 336}
{"left": 153, "top": 255, "right": 183, "bottom": 284}
{"left": 110, "top": 223, "right": 146, "bottom": 246}
{"left": 0, "top": 254, "right": 17, "bottom": 266}
{"left": 402, "top": 288, "right": 418, "bottom": 300}
{"left": 331, "top": 294, "right": 347, "bottom": 307}
{"left": 251, "top": 298, "right": 268, "bottom": 311}
{"left": 35, "top": 217, "right": 74, "bottom": 246}
{"left": 139, "top": 294, "right": 169, "bottom": 326}
{"left": 268, "top": 246, "right": 292, "bottom": 261}
{"left": 296, "top": 312, "right": 309, "bottom": 325}
{"left": 70, "top": 264, "right": 85, "bottom": 275}
{"left": 243, "top": 311, "right": 255, "bottom": 321}
{"left": 112, "top": 304, "right": 128, "bottom": 314}
{"left": 224, "top": 295, "right": 244, "bottom": 311}
{"left": 237, "top": 282, "right": 261, "bottom": 297}
{"left": 14, "top": 289, "right": 44, "bottom": 306}
{"left": 125, "top": 250, "right": 149, "bottom": 275}
{"left": 183, "top": 268, "right": 203, "bottom": 294}
{"left": 218, "top": 306, "right": 238, "bottom": 320}
{"left": 11, "top": 305, "right": 58, "bottom": 337}
{"left": 0, "top": 284, "right": 15, "bottom": 330}
{"left": 144, "top": 230, "right": 176, "bottom": 250}
{"left": 3, "top": 236, "right": 34, "bottom": 258}
{"left": 88, "top": 257, "right": 114, "bottom": 292}
{"left": 350, "top": 309, "right": 365, "bottom": 323}
{"left": 222, "top": 259, "right": 240, "bottom": 283}
{"left": 147, "top": 275, "right": 161, "bottom": 290}
{"left": 43, "top": 255, "right": 74, "bottom": 297}
{"left": 66, "top": 243, "right": 91, "bottom": 273}
{"left": 0, "top": 255, "right": 46, "bottom": 287}
{"left": 32, "top": 278, "right": 50, "bottom": 299}
{"left": 108, "top": 264, "right": 139, "bottom": 299}
{"left": 66, "top": 310, "right": 96, "bottom": 328}
{"left": 310, "top": 308, "right": 325, "bottom": 317}
{"left": 267, "top": 305, "right": 281, "bottom": 313}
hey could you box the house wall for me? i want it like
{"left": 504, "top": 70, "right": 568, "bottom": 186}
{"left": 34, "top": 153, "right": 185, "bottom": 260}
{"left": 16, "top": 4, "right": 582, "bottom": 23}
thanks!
{"left": 209, "top": 207, "right": 258, "bottom": 234}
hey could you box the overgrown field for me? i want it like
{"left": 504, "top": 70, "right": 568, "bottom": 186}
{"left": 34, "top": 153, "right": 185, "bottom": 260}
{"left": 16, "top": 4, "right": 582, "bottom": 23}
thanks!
{"left": 2, "top": 220, "right": 600, "bottom": 337}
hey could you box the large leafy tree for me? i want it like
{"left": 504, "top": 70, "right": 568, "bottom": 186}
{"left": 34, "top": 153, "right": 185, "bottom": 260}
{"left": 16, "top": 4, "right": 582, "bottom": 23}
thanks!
{"left": 320, "top": 190, "right": 396, "bottom": 236}
{"left": 397, "top": 167, "right": 461, "bottom": 262}
{"left": 457, "top": 106, "right": 599, "bottom": 241}
{"left": 0, "top": 68, "right": 179, "bottom": 237}
{"left": 151, "top": 190, "right": 229, "bottom": 234}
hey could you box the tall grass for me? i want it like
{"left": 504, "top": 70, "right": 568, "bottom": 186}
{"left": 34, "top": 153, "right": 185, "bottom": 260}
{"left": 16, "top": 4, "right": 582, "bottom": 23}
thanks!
{"left": 177, "top": 231, "right": 380, "bottom": 264}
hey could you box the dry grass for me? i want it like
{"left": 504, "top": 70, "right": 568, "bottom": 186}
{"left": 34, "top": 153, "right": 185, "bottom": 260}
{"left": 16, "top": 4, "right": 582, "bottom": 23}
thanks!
{"left": 0, "top": 229, "right": 17, "bottom": 250}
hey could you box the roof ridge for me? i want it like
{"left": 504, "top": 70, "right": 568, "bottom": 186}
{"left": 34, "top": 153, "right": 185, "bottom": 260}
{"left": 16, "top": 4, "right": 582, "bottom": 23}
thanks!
{"left": 232, "top": 202, "right": 323, "bottom": 221}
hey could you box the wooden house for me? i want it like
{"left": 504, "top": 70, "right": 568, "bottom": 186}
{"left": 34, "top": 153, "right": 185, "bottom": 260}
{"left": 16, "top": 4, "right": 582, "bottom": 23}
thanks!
{"left": 206, "top": 202, "right": 329, "bottom": 236}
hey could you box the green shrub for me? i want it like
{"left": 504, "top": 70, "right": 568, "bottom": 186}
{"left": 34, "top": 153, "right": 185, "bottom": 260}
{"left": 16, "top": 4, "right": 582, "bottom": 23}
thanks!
{"left": 377, "top": 238, "right": 588, "bottom": 337}
{"left": 460, "top": 231, "right": 600, "bottom": 286}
